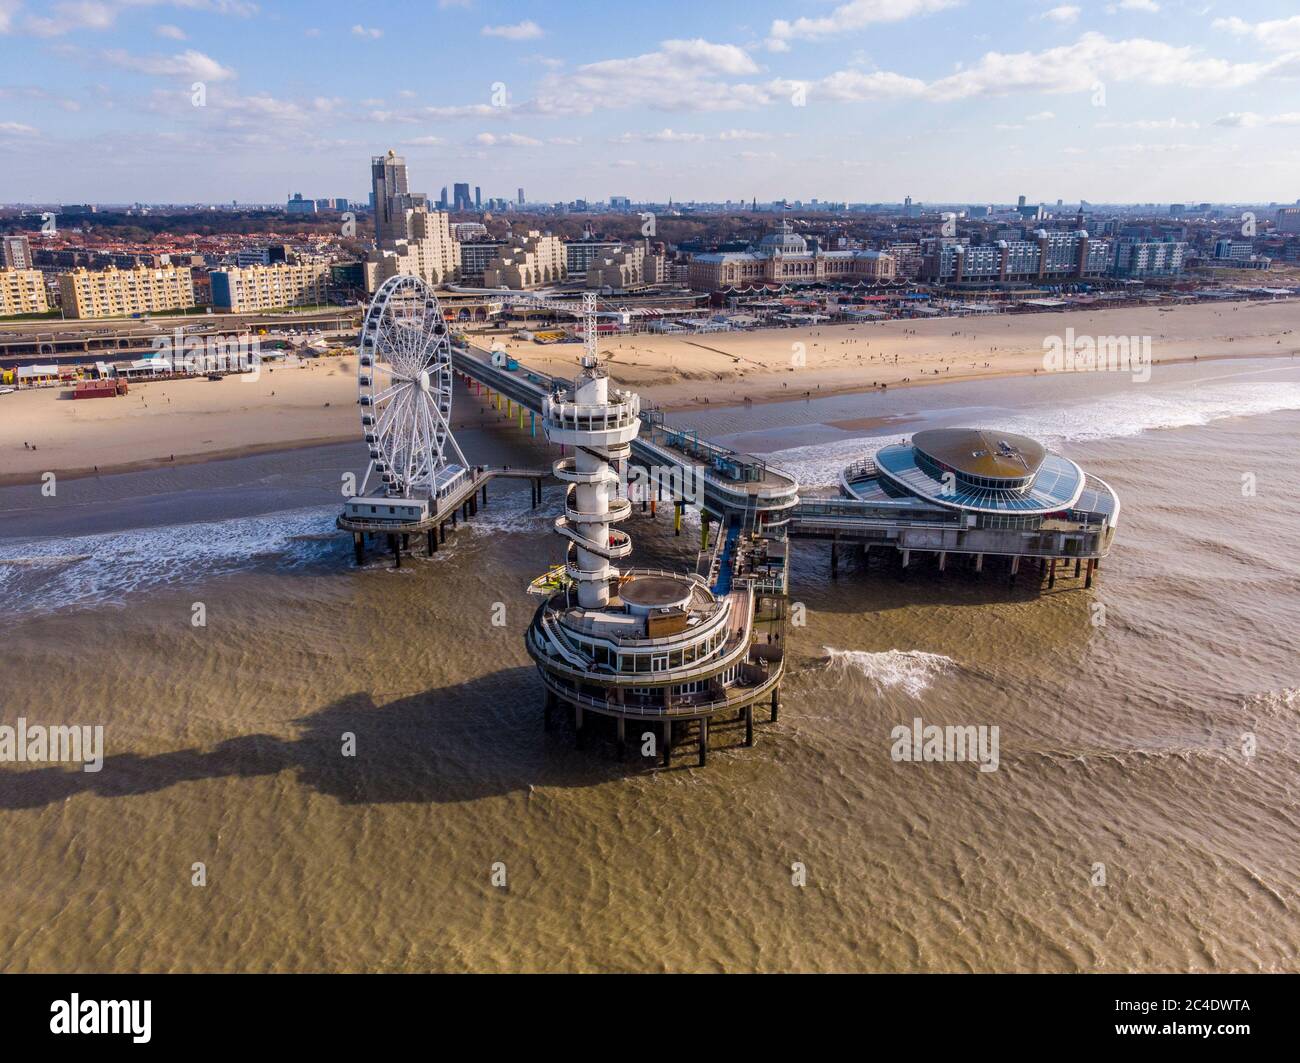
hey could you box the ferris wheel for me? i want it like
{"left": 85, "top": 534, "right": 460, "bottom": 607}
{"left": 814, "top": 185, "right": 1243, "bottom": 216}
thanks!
{"left": 357, "top": 274, "right": 466, "bottom": 498}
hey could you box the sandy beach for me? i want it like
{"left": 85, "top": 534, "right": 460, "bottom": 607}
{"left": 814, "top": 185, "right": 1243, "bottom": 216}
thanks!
{"left": 2, "top": 299, "right": 1296, "bottom": 483}
{"left": 502, "top": 298, "right": 1300, "bottom": 408}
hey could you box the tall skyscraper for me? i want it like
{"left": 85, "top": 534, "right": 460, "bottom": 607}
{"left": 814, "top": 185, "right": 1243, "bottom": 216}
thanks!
{"left": 371, "top": 150, "right": 429, "bottom": 242}
{"left": 371, "top": 150, "right": 409, "bottom": 242}
{"left": 474, "top": 186, "right": 482, "bottom": 210}
{"left": 517, "top": 188, "right": 525, "bottom": 206}
{"left": 453, "top": 183, "right": 472, "bottom": 211}
{"left": 439, "top": 186, "right": 449, "bottom": 209}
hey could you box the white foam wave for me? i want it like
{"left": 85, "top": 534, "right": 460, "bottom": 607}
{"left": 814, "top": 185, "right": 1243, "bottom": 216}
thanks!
{"left": 0, "top": 506, "right": 340, "bottom": 615}
{"left": 822, "top": 646, "right": 955, "bottom": 698}
{"left": 760, "top": 381, "right": 1300, "bottom": 486}
{"left": 982, "top": 381, "right": 1300, "bottom": 448}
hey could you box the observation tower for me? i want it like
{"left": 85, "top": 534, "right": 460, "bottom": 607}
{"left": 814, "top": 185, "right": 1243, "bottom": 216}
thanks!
{"left": 526, "top": 310, "right": 787, "bottom": 767}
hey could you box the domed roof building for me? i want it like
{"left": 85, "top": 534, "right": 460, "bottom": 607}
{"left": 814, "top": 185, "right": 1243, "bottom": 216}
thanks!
{"left": 756, "top": 221, "right": 808, "bottom": 255}
{"left": 814, "top": 428, "right": 1120, "bottom": 586}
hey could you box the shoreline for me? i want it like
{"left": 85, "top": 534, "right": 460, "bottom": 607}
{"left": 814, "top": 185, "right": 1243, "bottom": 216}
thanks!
{"left": 1, "top": 347, "right": 1295, "bottom": 486}
{"left": 0, "top": 434, "right": 358, "bottom": 488}
{"left": 3, "top": 297, "right": 1297, "bottom": 485}
{"left": 654, "top": 348, "right": 1299, "bottom": 414}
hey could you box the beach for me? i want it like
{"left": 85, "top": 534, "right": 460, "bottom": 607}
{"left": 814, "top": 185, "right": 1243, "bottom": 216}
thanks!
{"left": 2, "top": 298, "right": 1297, "bottom": 485}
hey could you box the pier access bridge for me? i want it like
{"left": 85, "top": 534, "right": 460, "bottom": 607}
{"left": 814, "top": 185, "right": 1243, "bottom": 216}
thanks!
{"left": 452, "top": 338, "right": 801, "bottom": 537}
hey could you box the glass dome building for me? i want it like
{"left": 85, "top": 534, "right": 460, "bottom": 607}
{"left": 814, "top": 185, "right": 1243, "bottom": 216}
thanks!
{"left": 823, "top": 429, "right": 1120, "bottom": 586}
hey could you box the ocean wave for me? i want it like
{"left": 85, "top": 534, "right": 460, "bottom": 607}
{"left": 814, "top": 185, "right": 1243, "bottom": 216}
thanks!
{"left": 760, "top": 381, "right": 1300, "bottom": 486}
{"left": 0, "top": 507, "right": 341, "bottom": 616}
{"left": 821, "top": 646, "right": 955, "bottom": 697}
{"left": 1242, "top": 688, "right": 1300, "bottom": 718}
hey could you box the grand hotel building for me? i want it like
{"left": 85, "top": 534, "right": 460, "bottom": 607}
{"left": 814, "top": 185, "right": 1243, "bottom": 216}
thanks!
{"left": 688, "top": 225, "right": 895, "bottom": 293}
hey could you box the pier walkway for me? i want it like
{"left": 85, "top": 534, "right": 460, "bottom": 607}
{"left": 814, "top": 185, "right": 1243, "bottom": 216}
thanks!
{"left": 453, "top": 342, "right": 800, "bottom": 531}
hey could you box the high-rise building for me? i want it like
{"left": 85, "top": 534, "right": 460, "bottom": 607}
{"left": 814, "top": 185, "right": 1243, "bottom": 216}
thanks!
{"left": 1276, "top": 207, "right": 1300, "bottom": 234}
{"left": 453, "top": 183, "right": 472, "bottom": 212}
{"left": 2, "top": 234, "right": 33, "bottom": 270}
{"left": 367, "top": 209, "right": 461, "bottom": 289}
{"left": 440, "top": 186, "right": 449, "bottom": 209}
{"left": 517, "top": 188, "right": 525, "bottom": 206}
{"left": 364, "top": 151, "right": 461, "bottom": 290}
{"left": 371, "top": 150, "right": 430, "bottom": 242}
{"left": 371, "top": 150, "right": 408, "bottom": 240}
{"left": 474, "top": 186, "right": 481, "bottom": 210}
{"left": 286, "top": 192, "right": 317, "bottom": 215}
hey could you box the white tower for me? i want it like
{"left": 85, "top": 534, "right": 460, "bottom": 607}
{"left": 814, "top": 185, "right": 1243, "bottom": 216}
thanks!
{"left": 542, "top": 296, "right": 640, "bottom": 609}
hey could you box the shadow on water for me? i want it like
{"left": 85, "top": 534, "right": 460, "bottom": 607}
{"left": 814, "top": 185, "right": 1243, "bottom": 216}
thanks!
{"left": 789, "top": 544, "right": 1077, "bottom": 614}
{"left": 0, "top": 667, "right": 654, "bottom": 811}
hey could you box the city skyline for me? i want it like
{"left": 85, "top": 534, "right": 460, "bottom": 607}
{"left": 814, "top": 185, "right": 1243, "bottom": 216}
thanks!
{"left": 1, "top": 1, "right": 1299, "bottom": 204}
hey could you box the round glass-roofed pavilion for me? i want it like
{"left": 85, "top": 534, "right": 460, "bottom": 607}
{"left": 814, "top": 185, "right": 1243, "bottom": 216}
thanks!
{"left": 873, "top": 428, "right": 1088, "bottom": 515}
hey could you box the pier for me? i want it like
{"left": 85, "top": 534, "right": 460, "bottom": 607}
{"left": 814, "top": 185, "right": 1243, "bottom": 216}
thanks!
{"left": 340, "top": 278, "right": 1120, "bottom": 769}
{"left": 338, "top": 464, "right": 546, "bottom": 567}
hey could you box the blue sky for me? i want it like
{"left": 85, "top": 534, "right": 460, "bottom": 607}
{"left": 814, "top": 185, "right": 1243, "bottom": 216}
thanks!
{"left": 1, "top": 0, "right": 1298, "bottom": 205}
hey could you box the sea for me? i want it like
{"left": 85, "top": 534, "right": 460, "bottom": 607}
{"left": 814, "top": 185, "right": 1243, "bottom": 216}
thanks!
{"left": 1, "top": 356, "right": 1297, "bottom": 971}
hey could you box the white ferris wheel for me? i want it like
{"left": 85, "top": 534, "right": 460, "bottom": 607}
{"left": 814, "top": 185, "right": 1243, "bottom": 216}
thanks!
{"left": 357, "top": 274, "right": 466, "bottom": 498}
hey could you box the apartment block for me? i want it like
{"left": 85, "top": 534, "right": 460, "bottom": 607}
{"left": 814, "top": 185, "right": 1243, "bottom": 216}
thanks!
{"left": 0, "top": 268, "right": 50, "bottom": 316}
{"left": 210, "top": 262, "right": 330, "bottom": 312}
{"left": 483, "top": 231, "right": 566, "bottom": 289}
{"left": 59, "top": 265, "right": 195, "bottom": 319}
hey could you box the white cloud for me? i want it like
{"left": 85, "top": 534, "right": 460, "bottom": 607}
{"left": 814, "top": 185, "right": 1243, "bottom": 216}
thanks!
{"left": 101, "top": 47, "right": 236, "bottom": 81}
{"left": 25, "top": 1, "right": 116, "bottom": 36}
{"left": 424, "top": 103, "right": 509, "bottom": 119}
{"left": 1040, "top": 5, "right": 1080, "bottom": 23}
{"left": 1026, "top": 110, "right": 1055, "bottom": 121}
{"left": 0, "top": 121, "right": 39, "bottom": 134}
{"left": 0, "top": 0, "right": 19, "bottom": 34}
{"left": 481, "top": 20, "right": 543, "bottom": 41}
{"left": 613, "top": 128, "right": 707, "bottom": 143}
{"left": 532, "top": 38, "right": 766, "bottom": 114}
{"left": 351, "top": 24, "right": 382, "bottom": 39}
{"left": 1095, "top": 117, "right": 1199, "bottom": 129}
{"left": 1107, "top": 0, "right": 1159, "bottom": 11}
{"left": 155, "top": 23, "right": 186, "bottom": 40}
{"left": 474, "top": 132, "right": 542, "bottom": 147}
{"left": 768, "top": 0, "right": 958, "bottom": 50}
{"left": 777, "top": 69, "right": 927, "bottom": 103}
{"left": 19, "top": 1, "right": 255, "bottom": 37}
{"left": 402, "top": 135, "right": 445, "bottom": 145}
{"left": 920, "top": 32, "right": 1278, "bottom": 100}
{"left": 1213, "top": 111, "right": 1300, "bottom": 128}
{"left": 1212, "top": 16, "right": 1300, "bottom": 53}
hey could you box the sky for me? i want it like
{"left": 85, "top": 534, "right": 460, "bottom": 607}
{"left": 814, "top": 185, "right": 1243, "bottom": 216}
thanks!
{"left": 1, "top": 0, "right": 1299, "bottom": 206}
